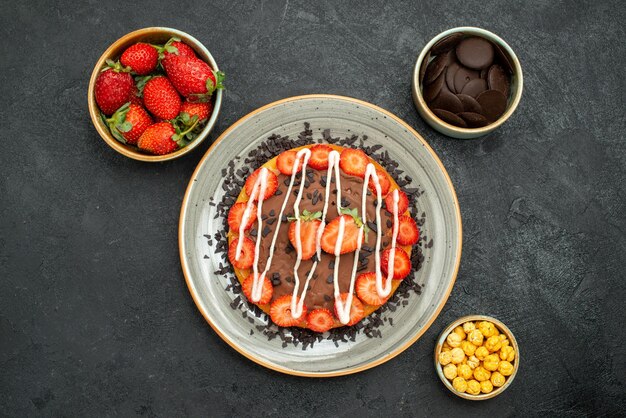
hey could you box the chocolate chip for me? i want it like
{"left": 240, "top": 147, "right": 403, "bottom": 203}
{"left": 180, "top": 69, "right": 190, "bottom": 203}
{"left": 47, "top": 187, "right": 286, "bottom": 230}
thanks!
{"left": 445, "top": 62, "right": 459, "bottom": 93}
{"left": 456, "top": 36, "right": 494, "bottom": 70}
{"left": 454, "top": 66, "right": 480, "bottom": 94}
{"left": 476, "top": 90, "right": 508, "bottom": 122}
{"left": 431, "top": 32, "right": 464, "bottom": 55}
{"left": 458, "top": 112, "right": 489, "bottom": 128}
{"left": 423, "top": 53, "right": 448, "bottom": 84}
{"left": 460, "top": 78, "right": 488, "bottom": 98}
{"left": 432, "top": 109, "right": 468, "bottom": 128}
{"left": 487, "top": 64, "right": 510, "bottom": 97}
{"left": 326, "top": 275, "right": 333, "bottom": 284}
{"left": 323, "top": 295, "right": 332, "bottom": 302}
{"left": 430, "top": 90, "right": 463, "bottom": 114}
{"left": 456, "top": 94, "right": 483, "bottom": 114}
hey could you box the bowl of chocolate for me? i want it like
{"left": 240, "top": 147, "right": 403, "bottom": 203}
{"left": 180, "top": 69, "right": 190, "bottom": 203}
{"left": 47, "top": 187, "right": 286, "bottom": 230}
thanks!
{"left": 412, "top": 27, "right": 523, "bottom": 139}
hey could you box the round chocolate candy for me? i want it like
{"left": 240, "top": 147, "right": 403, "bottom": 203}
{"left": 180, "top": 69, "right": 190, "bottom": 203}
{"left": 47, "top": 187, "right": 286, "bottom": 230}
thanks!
{"left": 458, "top": 112, "right": 489, "bottom": 128}
{"left": 419, "top": 51, "right": 431, "bottom": 85}
{"left": 456, "top": 37, "right": 494, "bottom": 70}
{"left": 431, "top": 32, "right": 464, "bottom": 55}
{"left": 454, "top": 66, "right": 480, "bottom": 93}
{"left": 460, "top": 78, "right": 488, "bottom": 98}
{"left": 423, "top": 53, "right": 448, "bottom": 85}
{"left": 480, "top": 68, "right": 489, "bottom": 79}
{"left": 494, "top": 43, "right": 514, "bottom": 74}
{"left": 432, "top": 109, "right": 467, "bottom": 128}
{"left": 423, "top": 69, "right": 446, "bottom": 102}
{"left": 487, "top": 64, "right": 510, "bottom": 97}
{"left": 446, "top": 62, "right": 459, "bottom": 93}
{"left": 476, "top": 90, "right": 508, "bottom": 122}
{"left": 430, "top": 90, "right": 463, "bottom": 114}
{"left": 456, "top": 94, "right": 483, "bottom": 114}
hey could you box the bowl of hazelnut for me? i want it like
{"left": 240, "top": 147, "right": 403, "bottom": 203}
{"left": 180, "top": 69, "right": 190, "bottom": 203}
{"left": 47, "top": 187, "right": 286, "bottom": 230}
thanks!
{"left": 434, "top": 315, "right": 519, "bottom": 400}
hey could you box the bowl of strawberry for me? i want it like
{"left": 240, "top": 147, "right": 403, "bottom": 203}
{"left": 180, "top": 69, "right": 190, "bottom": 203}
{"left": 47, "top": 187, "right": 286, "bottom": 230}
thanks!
{"left": 88, "top": 27, "right": 224, "bottom": 161}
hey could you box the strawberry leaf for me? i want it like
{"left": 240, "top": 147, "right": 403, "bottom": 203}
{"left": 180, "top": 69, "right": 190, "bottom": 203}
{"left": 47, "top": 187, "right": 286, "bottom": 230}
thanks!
{"left": 118, "top": 121, "right": 133, "bottom": 133}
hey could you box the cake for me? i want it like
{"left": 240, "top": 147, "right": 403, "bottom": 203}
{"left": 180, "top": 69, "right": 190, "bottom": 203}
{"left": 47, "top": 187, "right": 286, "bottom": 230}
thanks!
{"left": 226, "top": 143, "right": 420, "bottom": 333}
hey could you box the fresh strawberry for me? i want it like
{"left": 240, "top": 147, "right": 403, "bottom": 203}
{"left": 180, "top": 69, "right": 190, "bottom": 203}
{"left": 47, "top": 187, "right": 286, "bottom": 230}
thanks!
{"left": 160, "top": 38, "right": 197, "bottom": 66}
{"left": 143, "top": 76, "right": 182, "bottom": 120}
{"left": 120, "top": 43, "right": 158, "bottom": 75}
{"left": 385, "top": 190, "right": 409, "bottom": 215}
{"left": 227, "top": 237, "right": 256, "bottom": 270}
{"left": 396, "top": 216, "right": 419, "bottom": 246}
{"left": 368, "top": 169, "right": 391, "bottom": 197}
{"left": 381, "top": 247, "right": 411, "bottom": 280}
{"left": 334, "top": 293, "right": 365, "bottom": 326}
{"left": 355, "top": 272, "right": 387, "bottom": 306}
{"left": 241, "top": 273, "right": 273, "bottom": 305}
{"left": 320, "top": 215, "right": 359, "bottom": 255}
{"left": 129, "top": 85, "right": 143, "bottom": 106}
{"left": 308, "top": 144, "right": 332, "bottom": 170}
{"left": 94, "top": 61, "right": 134, "bottom": 115}
{"left": 288, "top": 210, "right": 322, "bottom": 260}
{"left": 228, "top": 202, "right": 257, "bottom": 232}
{"left": 164, "top": 55, "right": 225, "bottom": 100}
{"left": 339, "top": 148, "right": 369, "bottom": 178}
{"left": 137, "top": 122, "right": 178, "bottom": 155}
{"left": 180, "top": 100, "right": 213, "bottom": 122}
{"left": 244, "top": 168, "right": 278, "bottom": 201}
{"left": 270, "top": 295, "right": 307, "bottom": 327}
{"left": 275, "top": 150, "right": 303, "bottom": 175}
{"left": 307, "top": 309, "right": 335, "bottom": 332}
{"left": 106, "top": 103, "right": 152, "bottom": 145}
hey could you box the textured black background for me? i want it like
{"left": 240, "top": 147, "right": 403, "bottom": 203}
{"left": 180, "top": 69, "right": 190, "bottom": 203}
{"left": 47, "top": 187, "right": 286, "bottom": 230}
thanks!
{"left": 1, "top": 0, "right": 625, "bottom": 416}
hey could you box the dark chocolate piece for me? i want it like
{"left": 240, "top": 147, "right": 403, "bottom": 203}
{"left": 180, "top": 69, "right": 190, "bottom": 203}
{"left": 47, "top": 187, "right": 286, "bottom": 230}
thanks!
{"left": 423, "top": 69, "right": 446, "bottom": 103}
{"left": 458, "top": 112, "right": 490, "bottom": 128}
{"left": 460, "top": 78, "right": 488, "bottom": 98}
{"left": 476, "top": 90, "right": 508, "bottom": 122}
{"left": 445, "top": 62, "right": 459, "bottom": 93}
{"left": 430, "top": 90, "right": 463, "bottom": 114}
{"left": 494, "top": 43, "right": 514, "bottom": 74}
{"left": 487, "top": 64, "right": 510, "bottom": 97}
{"left": 423, "top": 53, "right": 448, "bottom": 84}
{"left": 453, "top": 66, "right": 480, "bottom": 94}
{"left": 480, "top": 68, "right": 489, "bottom": 79}
{"left": 455, "top": 36, "right": 494, "bottom": 70}
{"left": 432, "top": 109, "right": 468, "bottom": 128}
{"left": 456, "top": 94, "right": 483, "bottom": 114}
{"left": 431, "top": 32, "right": 464, "bottom": 55}
{"left": 419, "top": 51, "right": 430, "bottom": 85}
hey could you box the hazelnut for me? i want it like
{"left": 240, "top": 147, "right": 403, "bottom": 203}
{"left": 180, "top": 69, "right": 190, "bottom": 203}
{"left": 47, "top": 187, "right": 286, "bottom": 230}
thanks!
{"left": 499, "top": 334, "right": 509, "bottom": 347}
{"left": 452, "top": 377, "right": 468, "bottom": 393}
{"left": 478, "top": 321, "right": 497, "bottom": 338}
{"left": 443, "top": 363, "right": 458, "bottom": 380}
{"left": 463, "top": 321, "right": 476, "bottom": 333}
{"left": 491, "top": 371, "right": 506, "bottom": 387}
{"left": 475, "top": 346, "right": 489, "bottom": 361}
{"left": 498, "top": 360, "right": 514, "bottom": 377}
{"left": 453, "top": 325, "right": 467, "bottom": 341}
{"left": 480, "top": 380, "right": 494, "bottom": 394}
{"left": 457, "top": 364, "right": 473, "bottom": 380}
{"left": 467, "top": 329, "right": 484, "bottom": 346}
{"left": 446, "top": 332, "right": 462, "bottom": 348}
{"left": 438, "top": 350, "right": 452, "bottom": 366}
{"left": 450, "top": 348, "right": 466, "bottom": 364}
{"left": 460, "top": 340, "right": 477, "bottom": 357}
{"left": 473, "top": 366, "right": 491, "bottom": 382}
{"left": 500, "top": 346, "right": 516, "bottom": 362}
{"left": 485, "top": 335, "right": 502, "bottom": 352}
{"left": 467, "top": 355, "right": 480, "bottom": 369}
{"left": 466, "top": 379, "right": 481, "bottom": 395}
{"left": 483, "top": 354, "right": 500, "bottom": 372}
{"left": 442, "top": 341, "right": 451, "bottom": 351}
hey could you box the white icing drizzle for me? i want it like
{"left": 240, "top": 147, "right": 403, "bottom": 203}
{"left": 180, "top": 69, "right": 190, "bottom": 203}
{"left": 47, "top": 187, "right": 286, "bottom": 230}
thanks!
{"left": 233, "top": 147, "right": 403, "bottom": 324}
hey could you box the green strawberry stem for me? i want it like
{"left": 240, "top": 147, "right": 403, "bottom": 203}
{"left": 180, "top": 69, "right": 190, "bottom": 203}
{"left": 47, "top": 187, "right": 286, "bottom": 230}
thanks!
{"left": 102, "top": 59, "right": 132, "bottom": 73}
{"left": 172, "top": 117, "right": 199, "bottom": 147}
{"left": 104, "top": 102, "right": 132, "bottom": 144}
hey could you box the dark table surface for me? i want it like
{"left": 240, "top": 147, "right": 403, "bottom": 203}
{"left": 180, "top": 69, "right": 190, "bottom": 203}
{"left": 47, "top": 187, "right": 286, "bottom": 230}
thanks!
{"left": 1, "top": 0, "right": 625, "bottom": 416}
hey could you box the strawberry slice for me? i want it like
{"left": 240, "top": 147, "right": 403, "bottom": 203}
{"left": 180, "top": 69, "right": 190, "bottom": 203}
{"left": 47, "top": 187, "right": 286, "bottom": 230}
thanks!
{"left": 339, "top": 148, "right": 369, "bottom": 178}
{"left": 241, "top": 273, "right": 273, "bottom": 305}
{"left": 227, "top": 202, "right": 257, "bottom": 232}
{"left": 320, "top": 214, "right": 361, "bottom": 255}
{"left": 270, "top": 295, "right": 307, "bottom": 327}
{"left": 307, "top": 309, "right": 335, "bottom": 333}
{"left": 308, "top": 144, "right": 332, "bottom": 170}
{"left": 396, "top": 216, "right": 420, "bottom": 245}
{"left": 381, "top": 247, "right": 411, "bottom": 280}
{"left": 355, "top": 272, "right": 388, "bottom": 306}
{"left": 276, "top": 150, "right": 303, "bottom": 175}
{"left": 244, "top": 168, "right": 278, "bottom": 201}
{"left": 385, "top": 190, "right": 409, "bottom": 215}
{"left": 288, "top": 211, "right": 322, "bottom": 260}
{"left": 368, "top": 169, "right": 391, "bottom": 197}
{"left": 334, "top": 293, "right": 365, "bottom": 326}
{"left": 228, "top": 237, "right": 255, "bottom": 270}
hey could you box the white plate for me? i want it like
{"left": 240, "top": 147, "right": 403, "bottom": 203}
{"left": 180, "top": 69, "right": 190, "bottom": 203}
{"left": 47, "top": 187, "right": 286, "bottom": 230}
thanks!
{"left": 179, "top": 95, "right": 462, "bottom": 377}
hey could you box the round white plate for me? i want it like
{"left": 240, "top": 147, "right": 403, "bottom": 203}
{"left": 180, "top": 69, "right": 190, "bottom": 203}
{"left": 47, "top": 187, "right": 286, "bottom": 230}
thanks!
{"left": 179, "top": 94, "right": 462, "bottom": 377}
